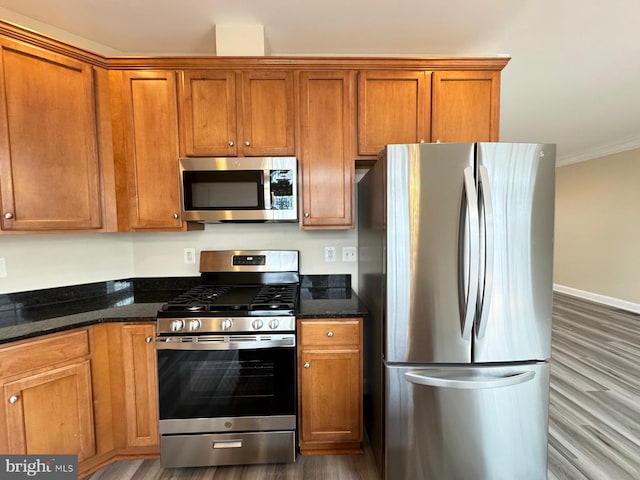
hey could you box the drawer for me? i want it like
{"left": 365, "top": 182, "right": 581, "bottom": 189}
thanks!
{"left": 299, "top": 319, "right": 361, "bottom": 347}
{"left": 0, "top": 329, "right": 90, "bottom": 378}
{"left": 160, "top": 431, "right": 296, "bottom": 468}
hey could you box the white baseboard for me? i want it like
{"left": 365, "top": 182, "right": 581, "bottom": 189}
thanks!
{"left": 553, "top": 284, "right": 640, "bottom": 314}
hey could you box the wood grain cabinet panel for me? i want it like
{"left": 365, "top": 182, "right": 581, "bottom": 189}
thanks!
{"left": 240, "top": 70, "right": 295, "bottom": 156}
{"left": 431, "top": 70, "right": 501, "bottom": 143}
{"left": 357, "top": 71, "right": 431, "bottom": 156}
{"left": 0, "top": 330, "right": 95, "bottom": 461}
{"left": 120, "top": 323, "right": 159, "bottom": 448}
{"left": 298, "top": 318, "right": 363, "bottom": 454}
{"left": 179, "top": 70, "right": 237, "bottom": 156}
{"left": 0, "top": 38, "right": 104, "bottom": 231}
{"left": 298, "top": 71, "right": 355, "bottom": 228}
{"left": 179, "top": 70, "right": 294, "bottom": 157}
{"left": 113, "top": 70, "right": 184, "bottom": 230}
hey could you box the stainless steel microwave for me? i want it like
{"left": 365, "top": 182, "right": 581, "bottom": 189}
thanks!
{"left": 179, "top": 157, "right": 298, "bottom": 223}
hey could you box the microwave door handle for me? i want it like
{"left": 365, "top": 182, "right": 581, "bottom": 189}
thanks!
{"left": 263, "top": 170, "right": 272, "bottom": 210}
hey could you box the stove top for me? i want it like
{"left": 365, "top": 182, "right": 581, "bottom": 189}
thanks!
{"left": 159, "top": 283, "right": 299, "bottom": 315}
{"left": 157, "top": 250, "right": 300, "bottom": 328}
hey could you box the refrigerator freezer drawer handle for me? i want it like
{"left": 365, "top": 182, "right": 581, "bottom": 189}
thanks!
{"left": 404, "top": 370, "right": 535, "bottom": 390}
{"left": 461, "top": 166, "right": 480, "bottom": 340}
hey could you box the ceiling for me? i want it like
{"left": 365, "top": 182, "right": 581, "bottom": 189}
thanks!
{"left": 0, "top": 0, "right": 638, "bottom": 165}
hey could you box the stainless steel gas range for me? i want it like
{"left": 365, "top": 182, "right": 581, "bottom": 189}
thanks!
{"left": 155, "top": 250, "right": 299, "bottom": 468}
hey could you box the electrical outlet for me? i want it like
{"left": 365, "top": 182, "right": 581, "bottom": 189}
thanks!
{"left": 324, "top": 246, "right": 336, "bottom": 262}
{"left": 342, "top": 246, "right": 357, "bottom": 262}
{"left": 0, "top": 258, "right": 6, "bottom": 278}
{"left": 183, "top": 248, "right": 196, "bottom": 265}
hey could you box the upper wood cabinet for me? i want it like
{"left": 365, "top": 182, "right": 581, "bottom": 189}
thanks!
{"left": 357, "top": 71, "right": 432, "bottom": 156}
{"left": 179, "top": 70, "right": 295, "bottom": 157}
{"left": 111, "top": 70, "right": 185, "bottom": 231}
{"left": 431, "top": 70, "right": 501, "bottom": 143}
{"left": 298, "top": 71, "right": 355, "bottom": 228}
{"left": 0, "top": 38, "right": 112, "bottom": 232}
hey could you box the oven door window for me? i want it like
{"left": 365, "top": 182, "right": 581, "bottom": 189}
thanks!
{"left": 182, "top": 170, "right": 264, "bottom": 210}
{"left": 157, "top": 347, "right": 295, "bottom": 420}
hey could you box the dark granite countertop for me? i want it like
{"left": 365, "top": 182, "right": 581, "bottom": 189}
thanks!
{"left": 0, "top": 275, "right": 368, "bottom": 344}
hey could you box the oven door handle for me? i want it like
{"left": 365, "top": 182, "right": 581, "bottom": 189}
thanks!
{"left": 155, "top": 336, "right": 296, "bottom": 350}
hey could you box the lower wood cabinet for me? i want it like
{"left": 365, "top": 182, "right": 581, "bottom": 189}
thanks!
{"left": 297, "top": 318, "right": 363, "bottom": 454}
{"left": 85, "top": 322, "right": 160, "bottom": 477}
{"left": 120, "top": 323, "right": 160, "bottom": 448}
{"left": 0, "top": 329, "right": 95, "bottom": 461}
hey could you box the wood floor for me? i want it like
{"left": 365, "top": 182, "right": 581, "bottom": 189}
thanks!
{"left": 86, "top": 293, "right": 640, "bottom": 480}
{"left": 547, "top": 293, "right": 640, "bottom": 480}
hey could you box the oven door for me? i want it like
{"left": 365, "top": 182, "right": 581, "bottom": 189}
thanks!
{"left": 156, "top": 334, "right": 296, "bottom": 435}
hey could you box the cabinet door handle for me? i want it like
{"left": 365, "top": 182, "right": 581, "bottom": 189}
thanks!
{"left": 304, "top": 212, "right": 310, "bottom": 218}
{"left": 327, "top": 331, "right": 334, "bottom": 337}
{"left": 173, "top": 213, "right": 179, "bottom": 219}
{"left": 145, "top": 336, "right": 153, "bottom": 343}
{"left": 8, "top": 395, "right": 19, "bottom": 404}
{"left": 4, "top": 212, "right": 13, "bottom": 219}
{"left": 303, "top": 362, "right": 310, "bottom": 369}
{"left": 228, "top": 140, "right": 235, "bottom": 147}
{"left": 244, "top": 140, "right": 251, "bottom": 147}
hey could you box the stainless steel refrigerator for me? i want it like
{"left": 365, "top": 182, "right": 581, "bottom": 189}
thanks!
{"left": 358, "top": 142, "right": 555, "bottom": 480}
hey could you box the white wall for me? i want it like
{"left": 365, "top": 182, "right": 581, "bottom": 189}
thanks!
{"left": 554, "top": 147, "right": 640, "bottom": 311}
{"left": 0, "top": 224, "right": 359, "bottom": 294}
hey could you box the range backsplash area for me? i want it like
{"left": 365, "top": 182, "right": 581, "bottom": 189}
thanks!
{"left": 0, "top": 274, "right": 354, "bottom": 334}
{"left": 0, "top": 222, "right": 359, "bottom": 295}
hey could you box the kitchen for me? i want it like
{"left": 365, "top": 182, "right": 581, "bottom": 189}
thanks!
{"left": 1, "top": 1, "right": 640, "bottom": 479}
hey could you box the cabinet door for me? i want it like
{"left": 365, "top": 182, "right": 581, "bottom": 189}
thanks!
{"left": 299, "top": 348, "right": 362, "bottom": 445}
{"left": 298, "top": 71, "right": 355, "bottom": 228}
{"left": 179, "top": 70, "right": 238, "bottom": 156}
{"left": 3, "top": 360, "right": 95, "bottom": 461}
{"left": 431, "top": 70, "right": 501, "bottom": 143}
{"left": 0, "top": 39, "right": 102, "bottom": 231}
{"left": 121, "top": 324, "right": 159, "bottom": 448}
{"left": 357, "top": 71, "right": 431, "bottom": 156}
{"left": 120, "top": 70, "right": 183, "bottom": 230}
{"left": 240, "top": 71, "right": 295, "bottom": 156}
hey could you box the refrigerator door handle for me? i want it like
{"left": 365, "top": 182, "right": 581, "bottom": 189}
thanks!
{"left": 404, "top": 370, "right": 535, "bottom": 390}
{"left": 477, "top": 165, "right": 494, "bottom": 339}
{"left": 461, "top": 166, "right": 480, "bottom": 340}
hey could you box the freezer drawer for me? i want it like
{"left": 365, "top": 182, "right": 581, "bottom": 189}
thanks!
{"left": 385, "top": 362, "right": 549, "bottom": 480}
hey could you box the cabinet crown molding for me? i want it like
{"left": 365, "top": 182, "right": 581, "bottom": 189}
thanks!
{"left": 0, "top": 19, "right": 510, "bottom": 71}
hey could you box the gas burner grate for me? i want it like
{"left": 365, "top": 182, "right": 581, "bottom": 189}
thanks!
{"left": 251, "top": 284, "right": 299, "bottom": 310}
{"left": 163, "top": 285, "right": 231, "bottom": 312}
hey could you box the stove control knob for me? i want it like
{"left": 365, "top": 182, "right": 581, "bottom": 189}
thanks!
{"left": 268, "top": 319, "right": 280, "bottom": 330}
{"left": 221, "top": 318, "right": 233, "bottom": 331}
{"left": 188, "top": 319, "right": 201, "bottom": 331}
{"left": 252, "top": 319, "right": 264, "bottom": 330}
{"left": 170, "top": 320, "right": 185, "bottom": 332}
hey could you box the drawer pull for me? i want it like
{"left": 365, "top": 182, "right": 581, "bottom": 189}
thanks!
{"left": 212, "top": 440, "right": 243, "bottom": 449}
{"left": 8, "top": 395, "right": 19, "bottom": 404}
{"left": 304, "top": 362, "right": 310, "bottom": 369}
{"left": 327, "top": 331, "right": 334, "bottom": 337}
